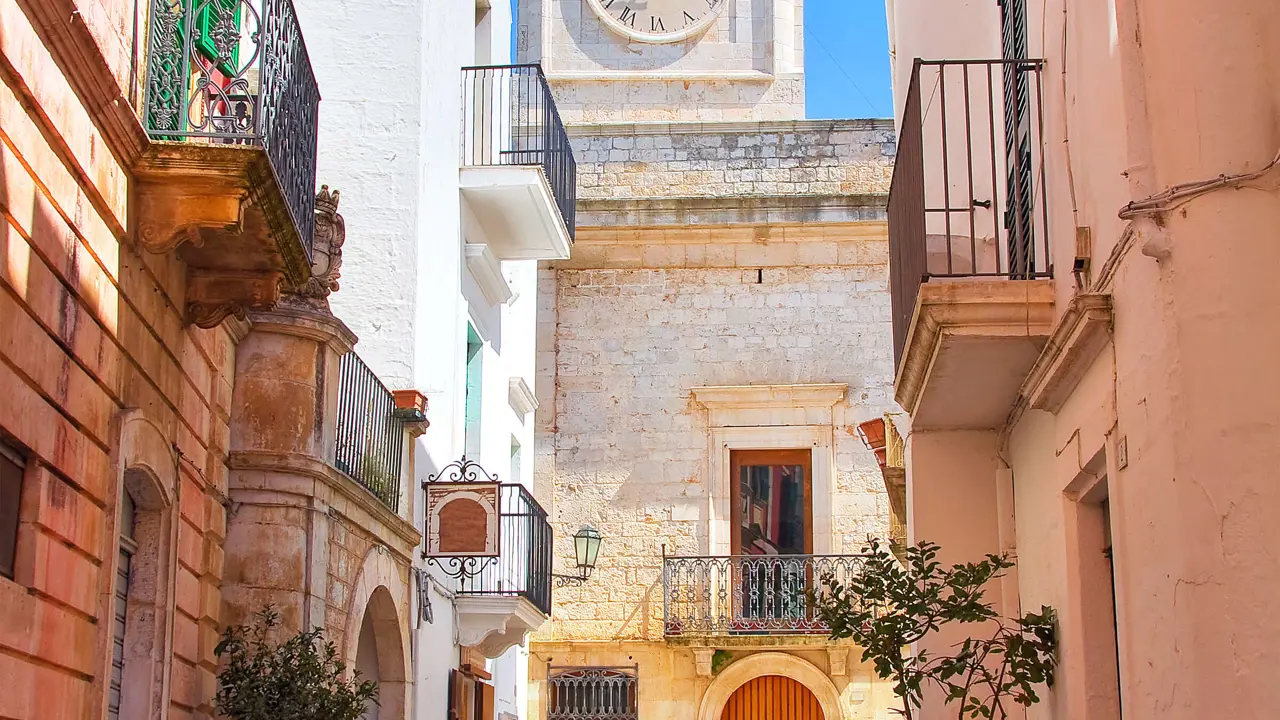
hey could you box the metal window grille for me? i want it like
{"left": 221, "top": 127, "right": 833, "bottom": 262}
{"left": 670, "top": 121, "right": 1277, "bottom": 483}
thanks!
{"left": 108, "top": 492, "right": 137, "bottom": 720}
{"left": 548, "top": 666, "right": 639, "bottom": 720}
{"left": 334, "top": 352, "right": 405, "bottom": 512}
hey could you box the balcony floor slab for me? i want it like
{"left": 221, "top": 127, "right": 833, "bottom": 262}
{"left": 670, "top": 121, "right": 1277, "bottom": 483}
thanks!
{"left": 895, "top": 279, "right": 1055, "bottom": 431}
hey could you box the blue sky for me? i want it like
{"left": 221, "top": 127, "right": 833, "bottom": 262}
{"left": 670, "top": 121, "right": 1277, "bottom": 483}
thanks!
{"left": 804, "top": 0, "right": 893, "bottom": 119}
{"left": 508, "top": 0, "right": 893, "bottom": 119}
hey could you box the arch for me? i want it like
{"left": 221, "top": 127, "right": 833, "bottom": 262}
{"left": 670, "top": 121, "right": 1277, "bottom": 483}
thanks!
{"left": 97, "top": 410, "right": 179, "bottom": 720}
{"left": 697, "top": 652, "right": 844, "bottom": 720}
{"left": 345, "top": 547, "right": 411, "bottom": 718}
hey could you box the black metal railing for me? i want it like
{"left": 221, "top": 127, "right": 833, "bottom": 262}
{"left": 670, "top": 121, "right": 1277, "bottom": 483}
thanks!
{"left": 663, "top": 554, "right": 869, "bottom": 636}
{"left": 548, "top": 666, "right": 639, "bottom": 720}
{"left": 455, "top": 484, "right": 553, "bottom": 615}
{"left": 889, "top": 58, "right": 1051, "bottom": 366}
{"left": 335, "top": 352, "right": 405, "bottom": 512}
{"left": 143, "top": 0, "right": 320, "bottom": 256}
{"left": 461, "top": 64, "right": 577, "bottom": 240}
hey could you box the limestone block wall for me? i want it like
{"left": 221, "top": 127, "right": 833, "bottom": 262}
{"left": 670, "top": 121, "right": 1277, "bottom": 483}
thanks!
{"left": 533, "top": 222, "right": 896, "bottom": 643}
{"left": 569, "top": 120, "right": 896, "bottom": 200}
{"left": 0, "top": 4, "right": 234, "bottom": 716}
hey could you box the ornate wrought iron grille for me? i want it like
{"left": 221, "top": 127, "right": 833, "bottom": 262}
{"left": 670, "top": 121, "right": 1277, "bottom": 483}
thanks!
{"left": 662, "top": 554, "right": 870, "bottom": 636}
{"left": 439, "top": 482, "right": 553, "bottom": 616}
{"left": 143, "top": 0, "right": 320, "bottom": 256}
{"left": 548, "top": 666, "right": 639, "bottom": 720}
{"left": 334, "top": 351, "right": 404, "bottom": 511}
{"left": 460, "top": 64, "right": 577, "bottom": 240}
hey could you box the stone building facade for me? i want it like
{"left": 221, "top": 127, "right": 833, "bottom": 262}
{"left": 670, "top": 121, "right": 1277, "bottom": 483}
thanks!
{"left": 0, "top": 1, "right": 424, "bottom": 718}
{"left": 520, "top": 1, "right": 902, "bottom": 717}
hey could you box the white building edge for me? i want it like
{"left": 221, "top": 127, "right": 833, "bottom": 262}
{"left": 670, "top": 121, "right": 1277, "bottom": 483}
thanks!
{"left": 295, "top": 0, "right": 570, "bottom": 718}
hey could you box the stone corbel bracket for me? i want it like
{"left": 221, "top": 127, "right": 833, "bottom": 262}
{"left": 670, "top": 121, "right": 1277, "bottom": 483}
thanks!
{"left": 133, "top": 142, "right": 312, "bottom": 328}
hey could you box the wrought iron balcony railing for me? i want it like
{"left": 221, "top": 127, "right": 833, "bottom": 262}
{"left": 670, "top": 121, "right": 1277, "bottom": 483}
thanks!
{"left": 335, "top": 352, "right": 405, "bottom": 512}
{"left": 663, "top": 554, "right": 869, "bottom": 636}
{"left": 889, "top": 59, "right": 1051, "bottom": 365}
{"left": 461, "top": 64, "right": 577, "bottom": 240}
{"left": 453, "top": 484, "right": 554, "bottom": 616}
{"left": 143, "top": 0, "right": 321, "bottom": 256}
{"left": 547, "top": 666, "right": 639, "bottom": 720}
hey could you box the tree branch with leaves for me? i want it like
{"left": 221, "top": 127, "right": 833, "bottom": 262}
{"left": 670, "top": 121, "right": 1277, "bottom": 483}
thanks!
{"left": 811, "top": 539, "right": 1057, "bottom": 720}
{"left": 214, "top": 607, "right": 379, "bottom": 720}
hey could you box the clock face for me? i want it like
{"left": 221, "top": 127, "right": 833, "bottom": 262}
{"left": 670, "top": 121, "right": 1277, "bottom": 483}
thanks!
{"left": 586, "top": 0, "right": 727, "bottom": 44}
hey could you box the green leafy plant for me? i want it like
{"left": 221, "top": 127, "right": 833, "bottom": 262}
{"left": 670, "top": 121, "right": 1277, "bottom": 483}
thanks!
{"left": 214, "top": 607, "right": 378, "bottom": 720}
{"left": 812, "top": 539, "right": 1057, "bottom": 720}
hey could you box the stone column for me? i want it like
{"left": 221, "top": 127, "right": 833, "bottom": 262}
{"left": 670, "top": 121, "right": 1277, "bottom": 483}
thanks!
{"left": 222, "top": 301, "right": 357, "bottom": 633}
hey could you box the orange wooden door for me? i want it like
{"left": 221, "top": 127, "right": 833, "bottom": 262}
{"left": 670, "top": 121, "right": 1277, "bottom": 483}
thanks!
{"left": 720, "top": 675, "right": 824, "bottom": 720}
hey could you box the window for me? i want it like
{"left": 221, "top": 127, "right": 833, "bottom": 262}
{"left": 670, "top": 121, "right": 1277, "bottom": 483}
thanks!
{"left": 510, "top": 438, "right": 522, "bottom": 486}
{"left": 548, "top": 666, "right": 638, "bottom": 720}
{"left": 449, "top": 667, "right": 495, "bottom": 720}
{"left": 731, "top": 450, "right": 812, "bottom": 556}
{"left": 0, "top": 442, "right": 24, "bottom": 580}
{"left": 108, "top": 490, "right": 137, "bottom": 720}
{"left": 464, "top": 326, "right": 484, "bottom": 459}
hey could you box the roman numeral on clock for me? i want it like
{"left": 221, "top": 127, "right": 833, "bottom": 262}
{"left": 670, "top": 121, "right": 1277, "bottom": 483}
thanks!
{"left": 683, "top": 10, "right": 697, "bottom": 25}
{"left": 651, "top": 16, "right": 665, "bottom": 32}
{"left": 602, "top": 0, "right": 614, "bottom": 6}
{"left": 618, "top": 5, "right": 637, "bottom": 26}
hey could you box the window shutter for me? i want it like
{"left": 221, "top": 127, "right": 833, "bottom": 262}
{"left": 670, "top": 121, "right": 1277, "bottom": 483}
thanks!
{"left": 450, "top": 669, "right": 476, "bottom": 720}
{"left": 478, "top": 680, "right": 495, "bottom": 720}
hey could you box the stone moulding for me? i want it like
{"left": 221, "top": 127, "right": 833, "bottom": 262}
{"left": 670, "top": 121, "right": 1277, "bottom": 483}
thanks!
{"left": 894, "top": 279, "right": 1056, "bottom": 416}
{"left": 690, "top": 383, "right": 848, "bottom": 411}
{"left": 508, "top": 377, "right": 539, "bottom": 417}
{"left": 455, "top": 595, "right": 549, "bottom": 659}
{"left": 227, "top": 450, "right": 420, "bottom": 556}
{"left": 999, "top": 293, "right": 1115, "bottom": 445}
{"left": 1022, "top": 293, "right": 1114, "bottom": 413}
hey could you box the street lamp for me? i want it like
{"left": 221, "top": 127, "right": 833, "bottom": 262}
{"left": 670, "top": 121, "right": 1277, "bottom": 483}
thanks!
{"left": 555, "top": 525, "right": 603, "bottom": 587}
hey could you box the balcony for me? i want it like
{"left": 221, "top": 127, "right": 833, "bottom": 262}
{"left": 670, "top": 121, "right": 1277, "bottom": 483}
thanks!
{"left": 460, "top": 65, "right": 576, "bottom": 261}
{"left": 451, "top": 484, "right": 554, "bottom": 657}
{"left": 890, "top": 59, "right": 1055, "bottom": 430}
{"left": 136, "top": 0, "right": 320, "bottom": 327}
{"left": 334, "top": 351, "right": 420, "bottom": 513}
{"left": 663, "top": 554, "right": 867, "bottom": 638}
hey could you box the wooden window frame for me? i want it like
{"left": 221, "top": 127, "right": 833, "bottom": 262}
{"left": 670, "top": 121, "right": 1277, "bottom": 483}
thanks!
{"left": 729, "top": 449, "right": 814, "bottom": 556}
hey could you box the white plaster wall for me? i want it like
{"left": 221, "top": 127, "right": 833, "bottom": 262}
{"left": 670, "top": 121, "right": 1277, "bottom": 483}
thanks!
{"left": 299, "top": 0, "right": 538, "bottom": 718}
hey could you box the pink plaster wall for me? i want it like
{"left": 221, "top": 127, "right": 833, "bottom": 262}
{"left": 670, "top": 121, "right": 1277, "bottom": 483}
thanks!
{"left": 894, "top": 0, "right": 1280, "bottom": 717}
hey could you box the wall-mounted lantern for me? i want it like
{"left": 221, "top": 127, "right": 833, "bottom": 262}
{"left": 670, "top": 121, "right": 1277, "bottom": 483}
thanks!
{"left": 555, "top": 525, "right": 603, "bottom": 587}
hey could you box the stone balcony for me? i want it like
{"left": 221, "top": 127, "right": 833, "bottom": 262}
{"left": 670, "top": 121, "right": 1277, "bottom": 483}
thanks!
{"left": 134, "top": 0, "right": 320, "bottom": 327}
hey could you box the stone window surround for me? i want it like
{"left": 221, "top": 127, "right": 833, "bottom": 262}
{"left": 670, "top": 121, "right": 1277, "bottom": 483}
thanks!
{"left": 691, "top": 384, "right": 847, "bottom": 557}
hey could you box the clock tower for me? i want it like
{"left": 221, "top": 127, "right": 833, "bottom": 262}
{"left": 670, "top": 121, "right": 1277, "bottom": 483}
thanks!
{"left": 516, "top": 0, "right": 805, "bottom": 122}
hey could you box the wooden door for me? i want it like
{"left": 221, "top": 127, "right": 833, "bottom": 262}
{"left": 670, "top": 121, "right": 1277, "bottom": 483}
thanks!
{"left": 720, "top": 675, "right": 824, "bottom": 720}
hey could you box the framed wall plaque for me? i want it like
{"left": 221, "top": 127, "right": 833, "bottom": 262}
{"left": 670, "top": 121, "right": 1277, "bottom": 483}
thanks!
{"left": 425, "top": 481, "right": 500, "bottom": 558}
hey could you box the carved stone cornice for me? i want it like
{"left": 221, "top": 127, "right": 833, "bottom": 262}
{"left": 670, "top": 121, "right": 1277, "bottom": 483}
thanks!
{"left": 228, "top": 449, "right": 421, "bottom": 556}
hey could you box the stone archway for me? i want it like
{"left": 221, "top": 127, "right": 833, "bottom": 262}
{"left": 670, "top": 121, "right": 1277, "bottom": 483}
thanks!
{"left": 345, "top": 549, "right": 411, "bottom": 718}
{"left": 697, "top": 653, "right": 844, "bottom": 720}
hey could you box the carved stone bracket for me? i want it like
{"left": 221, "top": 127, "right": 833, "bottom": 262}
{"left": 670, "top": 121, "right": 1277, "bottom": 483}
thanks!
{"left": 186, "top": 270, "right": 282, "bottom": 328}
{"left": 694, "top": 647, "right": 716, "bottom": 677}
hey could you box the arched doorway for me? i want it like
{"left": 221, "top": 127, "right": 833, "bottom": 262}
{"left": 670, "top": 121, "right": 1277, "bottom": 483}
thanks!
{"left": 696, "top": 652, "right": 843, "bottom": 720}
{"left": 354, "top": 608, "right": 382, "bottom": 720}
{"left": 345, "top": 549, "right": 411, "bottom": 719}
{"left": 721, "top": 675, "right": 824, "bottom": 720}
